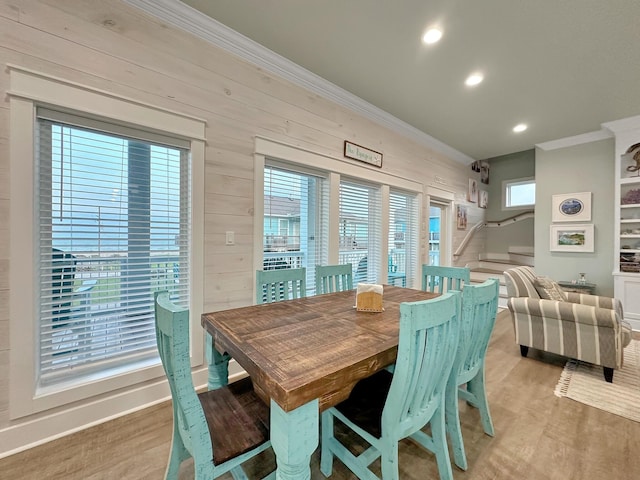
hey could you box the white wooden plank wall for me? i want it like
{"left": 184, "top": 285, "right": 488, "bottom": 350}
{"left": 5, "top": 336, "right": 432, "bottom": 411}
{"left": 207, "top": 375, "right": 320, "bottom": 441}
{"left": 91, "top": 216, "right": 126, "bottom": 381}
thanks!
{"left": 0, "top": 0, "right": 487, "bottom": 436}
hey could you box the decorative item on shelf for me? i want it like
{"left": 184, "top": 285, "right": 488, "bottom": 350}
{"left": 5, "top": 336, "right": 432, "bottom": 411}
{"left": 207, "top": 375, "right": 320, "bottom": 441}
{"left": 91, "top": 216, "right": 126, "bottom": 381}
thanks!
{"left": 578, "top": 273, "right": 587, "bottom": 285}
{"left": 623, "top": 142, "right": 640, "bottom": 177}
{"left": 621, "top": 263, "right": 640, "bottom": 273}
{"left": 621, "top": 188, "right": 640, "bottom": 205}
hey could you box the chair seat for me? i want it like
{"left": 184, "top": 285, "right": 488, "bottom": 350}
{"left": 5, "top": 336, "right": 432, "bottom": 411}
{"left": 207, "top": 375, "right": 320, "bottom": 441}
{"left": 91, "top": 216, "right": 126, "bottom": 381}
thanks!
{"left": 333, "top": 370, "right": 393, "bottom": 439}
{"left": 199, "top": 377, "right": 270, "bottom": 465}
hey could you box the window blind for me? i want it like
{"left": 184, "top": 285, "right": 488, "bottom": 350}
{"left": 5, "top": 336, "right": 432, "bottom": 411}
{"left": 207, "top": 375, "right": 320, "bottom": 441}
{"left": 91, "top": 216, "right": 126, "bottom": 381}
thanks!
{"left": 340, "top": 180, "right": 382, "bottom": 284}
{"left": 263, "top": 165, "right": 327, "bottom": 294}
{"left": 37, "top": 110, "right": 190, "bottom": 385}
{"left": 389, "top": 190, "right": 419, "bottom": 288}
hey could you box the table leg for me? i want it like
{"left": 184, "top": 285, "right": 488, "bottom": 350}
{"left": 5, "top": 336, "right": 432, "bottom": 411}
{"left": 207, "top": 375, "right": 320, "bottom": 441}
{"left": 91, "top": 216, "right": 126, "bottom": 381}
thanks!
{"left": 270, "top": 399, "right": 319, "bottom": 480}
{"left": 205, "top": 333, "right": 229, "bottom": 390}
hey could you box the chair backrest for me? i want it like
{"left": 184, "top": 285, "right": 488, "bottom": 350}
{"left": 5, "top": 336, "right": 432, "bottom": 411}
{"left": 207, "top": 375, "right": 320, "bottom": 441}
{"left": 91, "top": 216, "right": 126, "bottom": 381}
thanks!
{"left": 355, "top": 256, "right": 368, "bottom": 283}
{"left": 382, "top": 291, "right": 461, "bottom": 439}
{"left": 452, "top": 278, "right": 500, "bottom": 384}
{"left": 315, "top": 264, "right": 353, "bottom": 294}
{"left": 421, "top": 265, "right": 470, "bottom": 293}
{"left": 154, "top": 291, "right": 212, "bottom": 459}
{"left": 51, "top": 248, "right": 77, "bottom": 326}
{"left": 503, "top": 266, "right": 540, "bottom": 299}
{"left": 256, "top": 267, "right": 307, "bottom": 304}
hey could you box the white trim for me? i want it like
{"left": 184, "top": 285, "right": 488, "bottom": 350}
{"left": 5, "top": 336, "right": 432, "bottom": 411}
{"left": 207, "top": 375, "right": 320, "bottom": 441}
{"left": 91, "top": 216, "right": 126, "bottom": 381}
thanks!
{"left": 253, "top": 154, "right": 266, "bottom": 279}
{"left": 328, "top": 172, "right": 341, "bottom": 264}
{"left": 0, "top": 366, "right": 245, "bottom": 459}
{"left": 123, "top": 0, "right": 474, "bottom": 165}
{"left": 7, "top": 65, "right": 206, "bottom": 141}
{"left": 536, "top": 129, "right": 612, "bottom": 151}
{"left": 426, "top": 185, "right": 455, "bottom": 201}
{"left": 381, "top": 185, "right": 391, "bottom": 285}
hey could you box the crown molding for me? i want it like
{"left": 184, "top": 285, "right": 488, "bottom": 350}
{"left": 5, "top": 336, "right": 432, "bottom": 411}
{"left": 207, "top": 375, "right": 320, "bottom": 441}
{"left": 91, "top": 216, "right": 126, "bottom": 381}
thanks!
{"left": 602, "top": 115, "right": 640, "bottom": 134}
{"left": 123, "top": 0, "right": 475, "bottom": 164}
{"left": 536, "top": 129, "right": 613, "bottom": 151}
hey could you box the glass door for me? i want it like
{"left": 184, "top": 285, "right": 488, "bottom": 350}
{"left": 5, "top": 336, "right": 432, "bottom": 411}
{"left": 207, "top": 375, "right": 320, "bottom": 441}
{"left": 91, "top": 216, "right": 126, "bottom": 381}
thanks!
{"left": 429, "top": 205, "right": 442, "bottom": 266}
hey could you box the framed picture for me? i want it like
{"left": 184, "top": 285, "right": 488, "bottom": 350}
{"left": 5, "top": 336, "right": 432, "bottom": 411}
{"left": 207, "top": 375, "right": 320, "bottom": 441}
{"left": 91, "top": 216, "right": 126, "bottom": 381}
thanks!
{"left": 480, "top": 160, "right": 490, "bottom": 184}
{"left": 468, "top": 178, "right": 478, "bottom": 203}
{"left": 552, "top": 192, "right": 591, "bottom": 222}
{"left": 479, "top": 190, "right": 488, "bottom": 208}
{"left": 456, "top": 205, "right": 468, "bottom": 230}
{"left": 550, "top": 223, "right": 594, "bottom": 252}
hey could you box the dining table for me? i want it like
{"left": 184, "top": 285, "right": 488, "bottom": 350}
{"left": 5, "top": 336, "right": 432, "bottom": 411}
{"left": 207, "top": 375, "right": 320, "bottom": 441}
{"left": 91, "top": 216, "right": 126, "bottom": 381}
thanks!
{"left": 201, "top": 285, "right": 438, "bottom": 480}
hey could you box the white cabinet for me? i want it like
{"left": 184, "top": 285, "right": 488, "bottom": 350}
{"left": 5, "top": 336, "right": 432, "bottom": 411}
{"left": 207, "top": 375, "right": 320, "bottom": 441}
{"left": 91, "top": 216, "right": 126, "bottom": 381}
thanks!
{"left": 608, "top": 116, "right": 640, "bottom": 330}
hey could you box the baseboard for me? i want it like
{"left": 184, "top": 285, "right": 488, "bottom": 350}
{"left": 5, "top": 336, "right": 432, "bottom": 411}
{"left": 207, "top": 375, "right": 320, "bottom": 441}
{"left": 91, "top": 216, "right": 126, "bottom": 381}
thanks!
{"left": 625, "top": 317, "right": 640, "bottom": 332}
{"left": 0, "top": 361, "right": 246, "bottom": 459}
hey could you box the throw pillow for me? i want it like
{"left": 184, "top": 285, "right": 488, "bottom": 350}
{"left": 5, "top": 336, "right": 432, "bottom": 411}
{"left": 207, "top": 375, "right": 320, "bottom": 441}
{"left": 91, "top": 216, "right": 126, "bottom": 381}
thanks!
{"left": 533, "top": 276, "right": 567, "bottom": 301}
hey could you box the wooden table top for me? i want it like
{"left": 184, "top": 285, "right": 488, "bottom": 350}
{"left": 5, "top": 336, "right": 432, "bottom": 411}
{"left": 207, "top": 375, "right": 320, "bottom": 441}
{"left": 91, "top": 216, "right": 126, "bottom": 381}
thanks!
{"left": 201, "top": 286, "right": 438, "bottom": 413}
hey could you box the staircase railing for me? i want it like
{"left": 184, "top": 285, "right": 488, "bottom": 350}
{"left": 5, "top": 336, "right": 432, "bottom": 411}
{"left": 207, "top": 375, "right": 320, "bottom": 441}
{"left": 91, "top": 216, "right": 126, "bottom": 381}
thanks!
{"left": 453, "top": 210, "right": 534, "bottom": 258}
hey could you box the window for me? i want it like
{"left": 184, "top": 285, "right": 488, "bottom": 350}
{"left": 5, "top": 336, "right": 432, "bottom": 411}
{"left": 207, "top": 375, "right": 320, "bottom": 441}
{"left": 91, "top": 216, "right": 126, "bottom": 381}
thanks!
{"left": 36, "top": 110, "right": 191, "bottom": 387}
{"left": 503, "top": 177, "right": 536, "bottom": 209}
{"left": 255, "top": 137, "right": 422, "bottom": 296}
{"left": 263, "top": 165, "right": 328, "bottom": 293}
{"left": 9, "top": 67, "right": 205, "bottom": 418}
{"left": 340, "top": 180, "right": 382, "bottom": 284}
{"left": 389, "top": 190, "right": 419, "bottom": 288}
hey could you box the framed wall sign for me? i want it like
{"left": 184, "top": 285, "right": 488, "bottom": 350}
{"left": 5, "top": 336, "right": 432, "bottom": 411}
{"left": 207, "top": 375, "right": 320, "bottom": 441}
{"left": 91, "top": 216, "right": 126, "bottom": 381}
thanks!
{"left": 550, "top": 223, "right": 594, "bottom": 252}
{"left": 344, "top": 141, "right": 383, "bottom": 167}
{"left": 551, "top": 192, "right": 591, "bottom": 222}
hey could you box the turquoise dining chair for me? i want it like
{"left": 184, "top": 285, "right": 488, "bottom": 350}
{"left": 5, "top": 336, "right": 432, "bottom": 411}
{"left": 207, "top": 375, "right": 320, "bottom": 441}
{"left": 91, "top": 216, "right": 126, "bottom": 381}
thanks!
{"left": 256, "top": 267, "right": 306, "bottom": 304}
{"left": 315, "top": 263, "right": 353, "bottom": 294}
{"left": 445, "top": 278, "right": 499, "bottom": 471}
{"left": 320, "top": 291, "right": 462, "bottom": 480}
{"left": 422, "top": 265, "right": 470, "bottom": 293}
{"left": 154, "top": 291, "right": 275, "bottom": 480}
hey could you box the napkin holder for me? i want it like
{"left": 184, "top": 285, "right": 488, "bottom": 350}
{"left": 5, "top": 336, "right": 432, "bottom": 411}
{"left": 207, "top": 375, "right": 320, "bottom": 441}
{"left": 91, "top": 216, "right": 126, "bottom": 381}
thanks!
{"left": 356, "top": 283, "right": 384, "bottom": 312}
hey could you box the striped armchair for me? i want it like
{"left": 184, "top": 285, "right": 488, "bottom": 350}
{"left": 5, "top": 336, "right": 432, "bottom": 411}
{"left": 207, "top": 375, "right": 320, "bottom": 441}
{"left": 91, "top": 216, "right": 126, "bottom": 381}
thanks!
{"left": 504, "top": 266, "right": 632, "bottom": 383}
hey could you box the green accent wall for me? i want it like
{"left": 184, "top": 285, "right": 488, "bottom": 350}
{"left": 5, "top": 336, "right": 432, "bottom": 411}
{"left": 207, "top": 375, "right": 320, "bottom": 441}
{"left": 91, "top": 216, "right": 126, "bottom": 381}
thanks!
{"left": 485, "top": 150, "right": 535, "bottom": 253}
{"left": 535, "top": 138, "right": 615, "bottom": 296}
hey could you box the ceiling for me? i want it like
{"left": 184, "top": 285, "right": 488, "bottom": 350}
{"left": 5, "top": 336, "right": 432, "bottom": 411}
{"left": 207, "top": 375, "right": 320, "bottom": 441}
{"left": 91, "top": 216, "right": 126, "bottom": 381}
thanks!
{"left": 177, "top": 0, "right": 640, "bottom": 161}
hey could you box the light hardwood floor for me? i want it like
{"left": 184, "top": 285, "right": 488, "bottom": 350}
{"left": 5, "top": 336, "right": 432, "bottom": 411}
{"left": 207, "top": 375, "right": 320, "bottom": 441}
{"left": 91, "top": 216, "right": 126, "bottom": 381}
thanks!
{"left": 2, "top": 310, "right": 639, "bottom": 479}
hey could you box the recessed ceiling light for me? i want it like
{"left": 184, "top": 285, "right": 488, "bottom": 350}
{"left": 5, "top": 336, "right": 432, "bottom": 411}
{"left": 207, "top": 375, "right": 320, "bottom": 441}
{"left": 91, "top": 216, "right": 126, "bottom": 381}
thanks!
{"left": 465, "top": 73, "right": 484, "bottom": 86}
{"left": 422, "top": 28, "right": 442, "bottom": 45}
{"left": 513, "top": 123, "right": 528, "bottom": 133}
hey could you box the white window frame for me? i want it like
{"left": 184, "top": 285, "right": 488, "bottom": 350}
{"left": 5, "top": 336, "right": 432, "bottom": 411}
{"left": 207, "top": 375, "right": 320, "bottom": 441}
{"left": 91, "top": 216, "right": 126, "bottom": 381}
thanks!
{"left": 8, "top": 66, "right": 205, "bottom": 418}
{"left": 253, "top": 137, "right": 423, "bottom": 289}
{"left": 502, "top": 176, "right": 536, "bottom": 210}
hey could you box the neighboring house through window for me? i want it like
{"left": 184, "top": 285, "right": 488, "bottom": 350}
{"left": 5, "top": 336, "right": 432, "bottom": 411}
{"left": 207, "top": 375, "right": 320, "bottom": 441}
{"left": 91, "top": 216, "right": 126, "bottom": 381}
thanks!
{"left": 256, "top": 138, "right": 421, "bottom": 293}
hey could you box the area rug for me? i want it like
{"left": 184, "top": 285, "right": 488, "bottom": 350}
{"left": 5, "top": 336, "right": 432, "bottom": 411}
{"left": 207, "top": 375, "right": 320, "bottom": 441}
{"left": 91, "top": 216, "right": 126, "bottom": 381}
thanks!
{"left": 554, "top": 339, "right": 640, "bottom": 422}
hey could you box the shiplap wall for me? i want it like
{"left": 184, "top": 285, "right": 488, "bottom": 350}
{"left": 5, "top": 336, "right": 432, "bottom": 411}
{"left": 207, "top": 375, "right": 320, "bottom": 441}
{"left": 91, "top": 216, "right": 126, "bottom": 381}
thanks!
{"left": 0, "top": 0, "right": 485, "bottom": 445}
